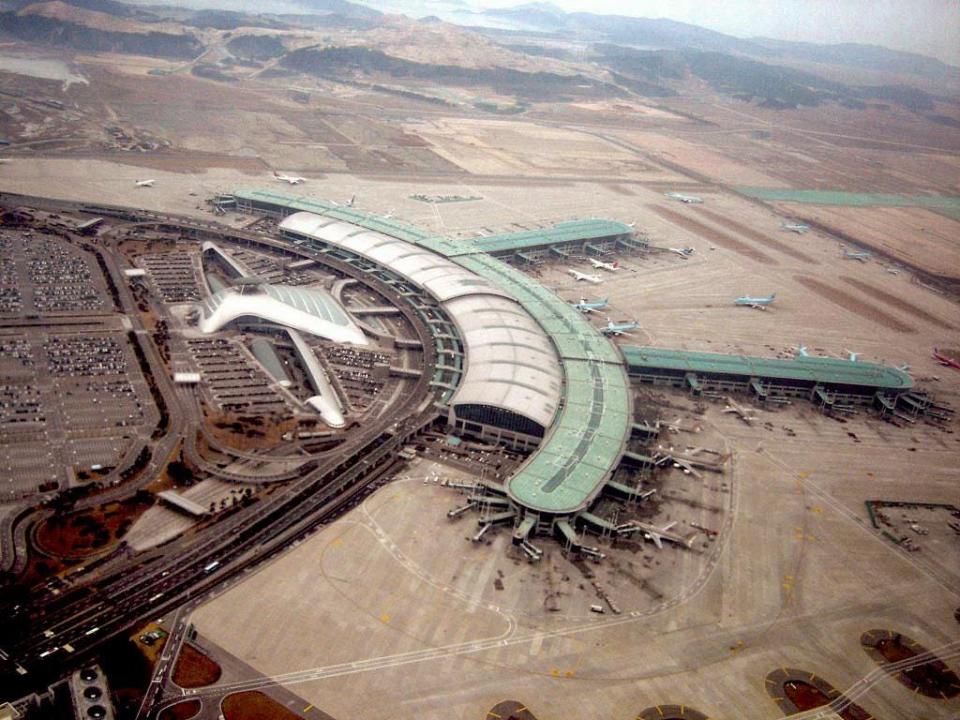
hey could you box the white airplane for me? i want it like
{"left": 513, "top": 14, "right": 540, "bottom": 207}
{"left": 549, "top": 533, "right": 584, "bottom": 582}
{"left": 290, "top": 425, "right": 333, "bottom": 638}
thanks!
{"left": 273, "top": 171, "right": 306, "bottom": 185}
{"left": 795, "top": 344, "right": 809, "bottom": 357}
{"left": 659, "top": 417, "right": 691, "bottom": 434}
{"left": 601, "top": 317, "right": 639, "bottom": 336}
{"left": 722, "top": 397, "right": 756, "bottom": 425}
{"left": 331, "top": 195, "right": 358, "bottom": 208}
{"left": 843, "top": 249, "right": 872, "bottom": 262}
{"left": 134, "top": 179, "right": 155, "bottom": 187}
{"left": 665, "top": 192, "right": 703, "bottom": 204}
{"left": 781, "top": 222, "right": 810, "bottom": 234}
{"left": 641, "top": 521, "right": 696, "bottom": 549}
{"left": 568, "top": 269, "right": 602, "bottom": 284}
{"left": 669, "top": 247, "right": 694, "bottom": 259}
{"left": 733, "top": 293, "right": 775, "bottom": 310}
{"left": 844, "top": 349, "right": 860, "bottom": 362}
{"left": 616, "top": 519, "right": 695, "bottom": 549}
{"left": 588, "top": 258, "right": 620, "bottom": 272}
{"left": 572, "top": 297, "right": 609, "bottom": 313}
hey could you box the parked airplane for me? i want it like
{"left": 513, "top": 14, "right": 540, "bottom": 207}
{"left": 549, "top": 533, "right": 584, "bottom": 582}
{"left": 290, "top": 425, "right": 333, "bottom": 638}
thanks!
{"left": 568, "top": 269, "right": 603, "bottom": 284}
{"left": 330, "top": 195, "right": 356, "bottom": 208}
{"left": 665, "top": 192, "right": 703, "bottom": 204}
{"left": 589, "top": 258, "right": 620, "bottom": 272}
{"left": 273, "top": 171, "right": 306, "bottom": 185}
{"left": 134, "top": 179, "right": 155, "bottom": 187}
{"left": 733, "top": 293, "right": 775, "bottom": 310}
{"left": 933, "top": 347, "right": 960, "bottom": 371}
{"left": 669, "top": 247, "right": 694, "bottom": 259}
{"left": 572, "top": 297, "right": 609, "bottom": 313}
{"left": 843, "top": 249, "right": 872, "bottom": 262}
{"left": 781, "top": 222, "right": 810, "bottom": 234}
{"left": 615, "top": 519, "right": 694, "bottom": 549}
{"left": 794, "top": 344, "right": 809, "bottom": 357}
{"left": 601, "top": 317, "right": 639, "bottom": 336}
{"left": 655, "top": 447, "right": 727, "bottom": 478}
{"left": 844, "top": 349, "right": 860, "bottom": 362}
{"left": 722, "top": 397, "right": 756, "bottom": 425}
{"left": 639, "top": 521, "right": 694, "bottom": 549}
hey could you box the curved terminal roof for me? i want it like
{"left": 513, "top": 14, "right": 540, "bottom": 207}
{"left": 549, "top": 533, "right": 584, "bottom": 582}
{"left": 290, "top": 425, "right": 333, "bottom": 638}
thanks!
{"left": 622, "top": 346, "right": 913, "bottom": 390}
{"left": 278, "top": 212, "right": 563, "bottom": 433}
{"left": 444, "top": 295, "right": 561, "bottom": 430}
{"left": 280, "top": 212, "right": 512, "bottom": 303}
{"left": 201, "top": 284, "right": 367, "bottom": 345}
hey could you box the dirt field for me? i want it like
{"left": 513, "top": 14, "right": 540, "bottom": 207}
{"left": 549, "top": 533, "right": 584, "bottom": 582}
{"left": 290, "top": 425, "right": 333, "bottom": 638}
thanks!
{"left": 35, "top": 498, "right": 153, "bottom": 559}
{"left": 775, "top": 205, "right": 960, "bottom": 280}
{"left": 410, "top": 118, "right": 685, "bottom": 181}
{"left": 648, "top": 204, "right": 778, "bottom": 265}
{"left": 694, "top": 206, "right": 819, "bottom": 265}
{"left": 794, "top": 276, "right": 916, "bottom": 333}
{"left": 614, "top": 130, "right": 792, "bottom": 187}
{"left": 221, "top": 691, "right": 304, "bottom": 720}
{"left": 841, "top": 276, "right": 956, "bottom": 330}
{"left": 172, "top": 643, "right": 223, "bottom": 689}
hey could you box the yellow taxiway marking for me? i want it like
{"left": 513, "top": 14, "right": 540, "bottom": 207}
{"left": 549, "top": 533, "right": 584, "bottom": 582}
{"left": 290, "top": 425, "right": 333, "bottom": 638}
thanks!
{"left": 303, "top": 704, "right": 313, "bottom": 712}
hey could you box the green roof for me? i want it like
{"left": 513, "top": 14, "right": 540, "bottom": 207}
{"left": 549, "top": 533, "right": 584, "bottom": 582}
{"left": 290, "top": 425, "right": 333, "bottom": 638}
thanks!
{"left": 233, "top": 188, "right": 633, "bottom": 514}
{"left": 467, "top": 219, "right": 632, "bottom": 255}
{"left": 737, "top": 187, "right": 960, "bottom": 218}
{"left": 233, "top": 189, "right": 434, "bottom": 243}
{"left": 506, "top": 360, "right": 630, "bottom": 513}
{"left": 622, "top": 346, "right": 913, "bottom": 391}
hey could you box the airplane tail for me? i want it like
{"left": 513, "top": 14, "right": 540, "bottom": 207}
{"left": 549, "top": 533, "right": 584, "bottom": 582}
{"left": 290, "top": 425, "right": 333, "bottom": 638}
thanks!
{"left": 613, "top": 261, "right": 620, "bottom": 268}
{"left": 273, "top": 171, "right": 280, "bottom": 178}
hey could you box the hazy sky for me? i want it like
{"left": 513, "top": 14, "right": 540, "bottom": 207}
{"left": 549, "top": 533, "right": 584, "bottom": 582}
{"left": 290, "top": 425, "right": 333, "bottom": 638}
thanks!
{"left": 475, "top": 0, "right": 960, "bottom": 65}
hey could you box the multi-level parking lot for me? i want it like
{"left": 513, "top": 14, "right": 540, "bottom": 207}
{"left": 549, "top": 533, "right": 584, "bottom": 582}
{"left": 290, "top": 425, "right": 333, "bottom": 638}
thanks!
{"left": 319, "top": 342, "right": 391, "bottom": 411}
{"left": 186, "top": 337, "right": 292, "bottom": 414}
{"left": 137, "top": 251, "right": 203, "bottom": 303}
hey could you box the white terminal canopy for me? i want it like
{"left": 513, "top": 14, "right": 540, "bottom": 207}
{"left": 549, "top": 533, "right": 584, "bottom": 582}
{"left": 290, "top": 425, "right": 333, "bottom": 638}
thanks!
{"left": 200, "top": 283, "right": 367, "bottom": 346}
{"left": 279, "top": 212, "right": 562, "bottom": 434}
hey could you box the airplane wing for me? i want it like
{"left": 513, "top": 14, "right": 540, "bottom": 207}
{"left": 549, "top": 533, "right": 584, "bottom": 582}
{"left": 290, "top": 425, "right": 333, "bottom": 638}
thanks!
{"left": 649, "top": 533, "right": 663, "bottom": 550}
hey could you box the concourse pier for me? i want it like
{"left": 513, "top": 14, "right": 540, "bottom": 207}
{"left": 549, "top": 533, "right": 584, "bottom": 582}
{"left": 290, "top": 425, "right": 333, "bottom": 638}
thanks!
{"left": 621, "top": 346, "right": 942, "bottom": 421}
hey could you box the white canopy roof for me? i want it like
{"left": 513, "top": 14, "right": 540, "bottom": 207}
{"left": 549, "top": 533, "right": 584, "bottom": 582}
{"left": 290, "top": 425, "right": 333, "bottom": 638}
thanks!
{"left": 279, "top": 212, "right": 561, "bottom": 431}
{"left": 201, "top": 284, "right": 366, "bottom": 345}
{"left": 280, "top": 213, "right": 512, "bottom": 303}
